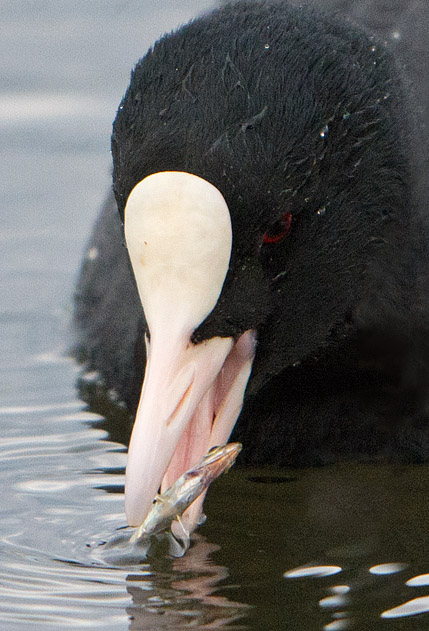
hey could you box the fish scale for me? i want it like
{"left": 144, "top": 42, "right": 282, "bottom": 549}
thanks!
{"left": 130, "top": 443, "right": 242, "bottom": 543}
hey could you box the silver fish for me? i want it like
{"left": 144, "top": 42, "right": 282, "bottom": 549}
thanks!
{"left": 130, "top": 442, "right": 241, "bottom": 543}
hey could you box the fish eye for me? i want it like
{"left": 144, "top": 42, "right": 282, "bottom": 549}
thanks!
{"left": 208, "top": 445, "right": 219, "bottom": 454}
{"left": 263, "top": 211, "right": 292, "bottom": 244}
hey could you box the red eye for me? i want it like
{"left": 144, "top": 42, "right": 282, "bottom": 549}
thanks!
{"left": 263, "top": 212, "right": 292, "bottom": 244}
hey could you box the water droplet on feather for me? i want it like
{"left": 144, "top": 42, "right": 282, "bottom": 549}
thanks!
{"left": 320, "top": 125, "right": 329, "bottom": 138}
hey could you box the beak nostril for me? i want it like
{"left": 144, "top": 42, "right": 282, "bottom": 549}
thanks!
{"left": 167, "top": 380, "right": 193, "bottom": 426}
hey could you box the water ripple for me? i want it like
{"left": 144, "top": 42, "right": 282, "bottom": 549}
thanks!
{"left": 0, "top": 390, "right": 252, "bottom": 630}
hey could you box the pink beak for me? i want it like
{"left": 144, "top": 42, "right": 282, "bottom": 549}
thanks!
{"left": 125, "top": 328, "right": 256, "bottom": 529}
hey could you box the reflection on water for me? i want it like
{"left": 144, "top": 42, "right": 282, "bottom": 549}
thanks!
{"left": 382, "top": 597, "right": 429, "bottom": 619}
{"left": 284, "top": 559, "right": 429, "bottom": 629}
{"left": 126, "top": 536, "right": 250, "bottom": 630}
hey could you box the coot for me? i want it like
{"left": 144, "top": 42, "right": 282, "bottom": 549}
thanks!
{"left": 74, "top": 1, "right": 429, "bottom": 530}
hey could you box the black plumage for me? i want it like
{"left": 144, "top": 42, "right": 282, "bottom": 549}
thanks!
{"left": 74, "top": 1, "right": 429, "bottom": 466}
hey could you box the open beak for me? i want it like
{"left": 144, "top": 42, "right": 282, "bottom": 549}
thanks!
{"left": 125, "top": 328, "right": 256, "bottom": 528}
{"left": 123, "top": 171, "right": 257, "bottom": 531}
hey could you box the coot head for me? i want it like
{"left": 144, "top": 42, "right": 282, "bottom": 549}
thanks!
{"left": 76, "top": 1, "right": 427, "bottom": 531}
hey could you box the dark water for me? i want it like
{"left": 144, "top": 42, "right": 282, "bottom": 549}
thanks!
{"left": 1, "top": 1, "right": 428, "bottom": 629}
